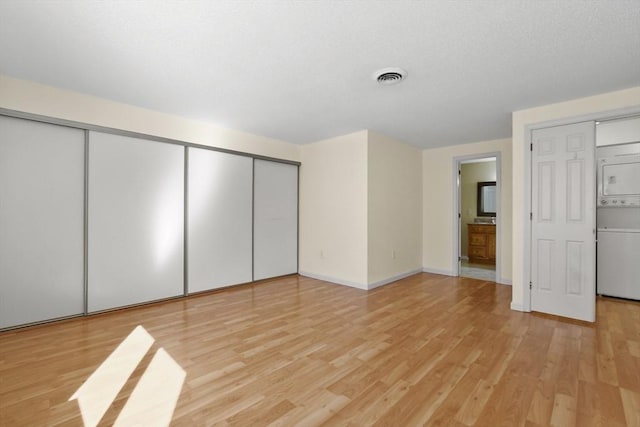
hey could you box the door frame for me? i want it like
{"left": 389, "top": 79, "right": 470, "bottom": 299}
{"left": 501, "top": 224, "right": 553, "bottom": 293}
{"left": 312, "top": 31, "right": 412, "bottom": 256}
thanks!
{"left": 519, "top": 106, "right": 640, "bottom": 313}
{"left": 452, "top": 152, "right": 502, "bottom": 282}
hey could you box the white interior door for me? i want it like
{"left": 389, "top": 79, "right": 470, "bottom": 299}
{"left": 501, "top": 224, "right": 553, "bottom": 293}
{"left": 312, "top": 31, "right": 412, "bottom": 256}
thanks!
{"left": 531, "top": 121, "right": 595, "bottom": 322}
{"left": 457, "top": 166, "right": 462, "bottom": 274}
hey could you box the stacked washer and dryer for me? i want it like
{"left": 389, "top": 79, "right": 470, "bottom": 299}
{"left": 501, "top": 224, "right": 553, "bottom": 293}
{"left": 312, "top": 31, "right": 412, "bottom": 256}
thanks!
{"left": 596, "top": 116, "right": 640, "bottom": 301}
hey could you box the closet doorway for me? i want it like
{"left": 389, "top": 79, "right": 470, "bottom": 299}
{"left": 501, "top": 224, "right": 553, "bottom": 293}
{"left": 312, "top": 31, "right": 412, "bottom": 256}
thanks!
{"left": 454, "top": 154, "right": 500, "bottom": 282}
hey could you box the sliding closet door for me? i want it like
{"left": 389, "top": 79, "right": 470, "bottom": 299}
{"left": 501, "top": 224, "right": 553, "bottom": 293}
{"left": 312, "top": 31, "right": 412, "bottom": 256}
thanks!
{"left": 0, "top": 116, "right": 84, "bottom": 329}
{"left": 253, "top": 160, "right": 298, "bottom": 280}
{"left": 187, "top": 148, "right": 253, "bottom": 292}
{"left": 88, "top": 132, "right": 184, "bottom": 312}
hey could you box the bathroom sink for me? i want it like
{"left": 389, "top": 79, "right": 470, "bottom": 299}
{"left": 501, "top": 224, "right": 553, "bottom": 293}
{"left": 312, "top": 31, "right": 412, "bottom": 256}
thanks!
{"left": 474, "top": 217, "right": 496, "bottom": 224}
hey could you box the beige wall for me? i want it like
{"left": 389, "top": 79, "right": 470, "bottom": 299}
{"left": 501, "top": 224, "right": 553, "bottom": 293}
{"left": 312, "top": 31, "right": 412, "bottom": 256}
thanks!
{"left": 299, "top": 130, "right": 422, "bottom": 289}
{"left": 511, "top": 86, "right": 640, "bottom": 311}
{"left": 15, "top": 76, "right": 638, "bottom": 306}
{"left": 460, "top": 161, "right": 496, "bottom": 257}
{"left": 298, "top": 131, "right": 369, "bottom": 287}
{"left": 422, "top": 138, "right": 512, "bottom": 284}
{"left": 367, "top": 131, "right": 422, "bottom": 285}
{"left": 3, "top": 75, "right": 422, "bottom": 291}
{"left": 0, "top": 75, "right": 300, "bottom": 161}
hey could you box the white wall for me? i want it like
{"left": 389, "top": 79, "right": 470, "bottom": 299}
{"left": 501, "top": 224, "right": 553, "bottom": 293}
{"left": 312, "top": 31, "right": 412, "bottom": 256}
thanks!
{"left": 0, "top": 75, "right": 300, "bottom": 162}
{"left": 511, "top": 86, "right": 640, "bottom": 311}
{"left": 460, "top": 161, "right": 496, "bottom": 257}
{"left": 422, "top": 138, "right": 512, "bottom": 283}
{"left": 367, "top": 131, "right": 422, "bottom": 286}
{"left": 299, "top": 131, "right": 369, "bottom": 287}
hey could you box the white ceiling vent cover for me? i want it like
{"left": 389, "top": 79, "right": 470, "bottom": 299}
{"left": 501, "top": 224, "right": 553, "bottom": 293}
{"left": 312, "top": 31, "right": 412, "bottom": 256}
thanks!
{"left": 373, "top": 67, "right": 407, "bottom": 85}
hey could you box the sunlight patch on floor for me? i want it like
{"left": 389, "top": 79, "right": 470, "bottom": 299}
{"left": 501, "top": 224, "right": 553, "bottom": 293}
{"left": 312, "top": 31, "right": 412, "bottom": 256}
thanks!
{"left": 69, "top": 325, "right": 185, "bottom": 427}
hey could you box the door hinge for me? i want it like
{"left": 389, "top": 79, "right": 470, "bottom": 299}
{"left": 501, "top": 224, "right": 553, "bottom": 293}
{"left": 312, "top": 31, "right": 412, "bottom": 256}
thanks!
{"left": 458, "top": 213, "right": 461, "bottom": 219}
{"left": 530, "top": 143, "right": 533, "bottom": 151}
{"left": 529, "top": 281, "right": 532, "bottom": 290}
{"left": 530, "top": 212, "right": 533, "bottom": 220}
{"left": 458, "top": 256, "right": 462, "bottom": 262}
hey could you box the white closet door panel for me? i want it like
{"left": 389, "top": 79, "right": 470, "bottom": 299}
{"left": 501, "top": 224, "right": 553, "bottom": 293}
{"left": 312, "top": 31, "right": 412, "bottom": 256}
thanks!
{"left": 0, "top": 116, "right": 84, "bottom": 328}
{"left": 253, "top": 160, "right": 298, "bottom": 280}
{"left": 88, "top": 132, "right": 184, "bottom": 312}
{"left": 188, "top": 148, "right": 252, "bottom": 292}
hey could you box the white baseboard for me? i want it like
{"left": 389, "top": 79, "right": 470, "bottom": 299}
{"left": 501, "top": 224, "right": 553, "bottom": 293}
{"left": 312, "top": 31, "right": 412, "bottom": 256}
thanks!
{"left": 298, "top": 271, "right": 367, "bottom": 290}
{"left": 299, "top": 269, "right": 423, "bottom": 291}
{"left": 498, "top": 278, "right": 512, "bottom": 286}
{"left": 510, "top": 301, "right": 527, "bottom": 311}
{"left": 422, "top": 267, "right": 455, "bottom": 277}
{"left": 367, "top": 269, "right": 423, "bottom": 290}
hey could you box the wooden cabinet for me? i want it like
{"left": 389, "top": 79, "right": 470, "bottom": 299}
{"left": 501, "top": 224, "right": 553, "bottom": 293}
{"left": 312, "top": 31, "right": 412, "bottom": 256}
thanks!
{"left": 468, "top": 224, "right": 496, "bottom": 264}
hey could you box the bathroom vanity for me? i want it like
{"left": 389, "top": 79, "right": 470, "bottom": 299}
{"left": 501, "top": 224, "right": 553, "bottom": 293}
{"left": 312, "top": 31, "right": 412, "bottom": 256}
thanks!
{"left": 467, "top": 223, "right": 496, "bottom": 265}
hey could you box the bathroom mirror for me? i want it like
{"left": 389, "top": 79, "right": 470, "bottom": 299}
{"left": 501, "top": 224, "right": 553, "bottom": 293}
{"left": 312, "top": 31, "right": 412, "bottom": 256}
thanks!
{"left": 477, "top": 181, "right": 496, "bottom": 217}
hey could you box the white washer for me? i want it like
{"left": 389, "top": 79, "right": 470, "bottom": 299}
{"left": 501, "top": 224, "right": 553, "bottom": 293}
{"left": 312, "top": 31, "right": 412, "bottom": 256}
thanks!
{"left": 597, "top": 228, "right": 640, "bottom": 300}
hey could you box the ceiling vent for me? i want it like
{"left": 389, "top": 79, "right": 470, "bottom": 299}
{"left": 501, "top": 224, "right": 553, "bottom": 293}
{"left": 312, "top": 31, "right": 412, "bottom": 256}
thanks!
{"left": 373, "top": 67, "right": 407, "bottom": 85}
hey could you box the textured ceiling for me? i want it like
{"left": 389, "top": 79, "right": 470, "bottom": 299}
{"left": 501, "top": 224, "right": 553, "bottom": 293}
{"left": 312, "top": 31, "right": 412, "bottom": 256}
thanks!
{"left": 1, "top": 1, "right": 639, "bottom": 149}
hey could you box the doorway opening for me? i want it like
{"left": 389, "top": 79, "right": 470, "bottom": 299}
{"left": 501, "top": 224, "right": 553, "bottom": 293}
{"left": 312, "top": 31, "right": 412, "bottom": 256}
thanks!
{"left": 453, "top": 153, "right": 501, "bottom": 282}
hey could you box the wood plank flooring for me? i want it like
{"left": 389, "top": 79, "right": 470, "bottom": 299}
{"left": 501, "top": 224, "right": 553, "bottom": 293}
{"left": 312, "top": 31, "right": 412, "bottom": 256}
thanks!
{"left": 1, "top": 273, "right": 639, "bottom": 426}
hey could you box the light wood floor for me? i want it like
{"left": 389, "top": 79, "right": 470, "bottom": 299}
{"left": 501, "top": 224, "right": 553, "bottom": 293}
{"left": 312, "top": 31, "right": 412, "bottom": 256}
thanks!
{"left": 1, "top": 273, "right": 640, "bottom": 426}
